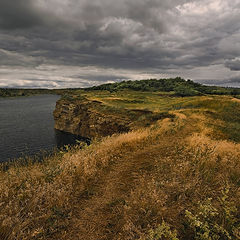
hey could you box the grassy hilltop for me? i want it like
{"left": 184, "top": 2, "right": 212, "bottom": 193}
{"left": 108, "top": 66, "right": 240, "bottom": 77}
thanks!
{"left": 0, "top": 78, "right": 240, "bottom": 239}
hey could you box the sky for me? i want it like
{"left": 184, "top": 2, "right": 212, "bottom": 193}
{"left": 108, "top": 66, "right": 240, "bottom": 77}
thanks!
{"left": 0, "top": 0, "right": 240, "bottom": 89}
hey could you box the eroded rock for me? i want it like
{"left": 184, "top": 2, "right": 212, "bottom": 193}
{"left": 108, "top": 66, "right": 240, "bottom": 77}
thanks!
{"left": 53, "top": 98, "right": 130, "bottom": 138}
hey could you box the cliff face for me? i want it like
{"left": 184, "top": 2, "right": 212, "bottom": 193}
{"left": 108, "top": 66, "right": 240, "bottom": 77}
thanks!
{"left": 53, "top": 98, "right": 131, "bottom": 138}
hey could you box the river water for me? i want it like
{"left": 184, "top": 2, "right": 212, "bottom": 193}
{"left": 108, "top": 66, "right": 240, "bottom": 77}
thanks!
{"left": 0, "top": 95, "right": 84, "bottom": 163}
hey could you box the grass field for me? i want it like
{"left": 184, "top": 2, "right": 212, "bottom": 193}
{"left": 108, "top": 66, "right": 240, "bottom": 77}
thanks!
{"left": 0, "top": 90, "right": 239, "bottom": 239}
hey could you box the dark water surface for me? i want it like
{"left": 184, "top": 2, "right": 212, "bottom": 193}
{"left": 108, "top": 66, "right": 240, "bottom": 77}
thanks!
{"left": 0, "top": 95, "right": 85, "bottom": 163}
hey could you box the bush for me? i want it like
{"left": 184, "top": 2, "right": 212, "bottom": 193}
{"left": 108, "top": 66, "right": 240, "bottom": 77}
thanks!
{"left": 143, "top": 221, "right": 179, "bottom": 240}
{"left": 174, "top": 85, "right": 200, "bottom": 97}
{"left": 185, "top": 188, "right": 240, "bottom": 240}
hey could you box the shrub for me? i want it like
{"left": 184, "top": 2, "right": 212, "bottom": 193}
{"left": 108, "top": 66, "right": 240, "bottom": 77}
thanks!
{"left": 174, "top": 85, "right": 200, "bottom": 97}
{"left": 143, "top": 221, "right": 179, "bottom": 240}
{"left": 185, "top": 188, "right": 240, "bottom": 240}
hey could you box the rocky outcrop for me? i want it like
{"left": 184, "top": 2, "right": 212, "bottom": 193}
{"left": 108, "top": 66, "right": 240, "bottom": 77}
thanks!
{"left": 53, "top": 98, "right": 131, "bottom": 138}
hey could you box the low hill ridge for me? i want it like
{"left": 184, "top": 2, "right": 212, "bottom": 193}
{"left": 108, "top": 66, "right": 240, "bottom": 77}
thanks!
{"left": 87, "top": 77, "right": 240, "bottom": 96}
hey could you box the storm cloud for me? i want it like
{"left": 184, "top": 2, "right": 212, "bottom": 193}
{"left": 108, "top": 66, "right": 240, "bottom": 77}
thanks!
{"left": 225, "top": 58, "right": 240, "bottom": 71}
{"left": 0, "top": 0, "right": 49, "bottom": 29}
{"left": 0, "top": 0, "right": 240, "bottom": 88}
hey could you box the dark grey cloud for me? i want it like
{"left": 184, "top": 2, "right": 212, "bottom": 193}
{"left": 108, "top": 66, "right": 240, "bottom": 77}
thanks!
{"left": 228, "top": 76, "right": 240, "bottom": 83}
{"left": 71, "top": 74, "right": 128, "bottom": 82}
{"left": 225, "top": 59, "right": 240, "bottom": 71}
{"left": 197, "top": 74, "right": 240, "bottom": 88}
{"left": 0, "top": 0, "right": 44, "bottom": 29}
{"left": 0, "top": 0, "right": 240, "bottom": 88}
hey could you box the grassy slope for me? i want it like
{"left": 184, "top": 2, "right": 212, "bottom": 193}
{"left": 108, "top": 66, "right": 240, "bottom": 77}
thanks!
{"left": 0, "top": 90, "right": 240, "bottom": 239}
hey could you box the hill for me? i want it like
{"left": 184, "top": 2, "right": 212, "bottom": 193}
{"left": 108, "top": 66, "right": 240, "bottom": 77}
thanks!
{"left": 0, "top": 87, "right": 240, "bottom": 239}
{"left": 86, "top": 77, "right": 240, "bottom": 97}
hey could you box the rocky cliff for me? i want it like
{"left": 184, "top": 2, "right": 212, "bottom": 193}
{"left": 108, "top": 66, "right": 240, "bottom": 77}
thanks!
{"left": 53, "top": 97, "right": 131, "bottom": 138}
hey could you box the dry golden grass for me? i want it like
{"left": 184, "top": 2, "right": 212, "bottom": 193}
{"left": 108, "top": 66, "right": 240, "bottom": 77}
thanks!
{"left": 0, "top": 100, "right": 240, "bottom": 239}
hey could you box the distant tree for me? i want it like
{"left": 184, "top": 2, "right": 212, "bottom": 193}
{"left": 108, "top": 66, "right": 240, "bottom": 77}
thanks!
{"left": 174, "top": 85, "right": 200, "bottom": 97}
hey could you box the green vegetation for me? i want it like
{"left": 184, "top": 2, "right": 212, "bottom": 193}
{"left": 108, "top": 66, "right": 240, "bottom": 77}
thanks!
{"left": 0, "top": 81, "right": 240, "bottom": 239}
{"left": 86, "top": 77, "right": 240, "bottom": 97}
{"left": 0, "top": 88, "right": 52, "bottom": 97}
{"left": 0, "top": 88, "right": 70, "bottom": 98}
{"left": 185, "top": 189, "right": 239, "bottom": 240}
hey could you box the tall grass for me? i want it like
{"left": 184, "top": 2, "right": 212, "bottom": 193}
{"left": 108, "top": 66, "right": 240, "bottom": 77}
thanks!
{"left": 0, "top": 94, "right": 240, "bottom": 239}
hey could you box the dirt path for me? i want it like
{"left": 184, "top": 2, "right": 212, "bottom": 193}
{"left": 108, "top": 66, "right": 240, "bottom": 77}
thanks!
{"left": 65, "top": 118, "right": 195, "bottom": 240}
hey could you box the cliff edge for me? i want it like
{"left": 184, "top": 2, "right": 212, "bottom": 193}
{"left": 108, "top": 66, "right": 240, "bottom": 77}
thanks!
{"left": 53, "top": 97, "right": 131, "bottom": 138}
